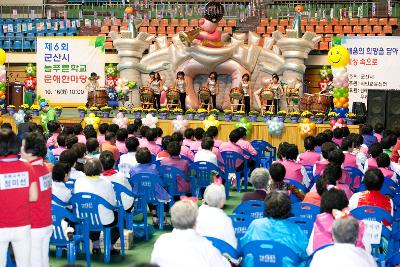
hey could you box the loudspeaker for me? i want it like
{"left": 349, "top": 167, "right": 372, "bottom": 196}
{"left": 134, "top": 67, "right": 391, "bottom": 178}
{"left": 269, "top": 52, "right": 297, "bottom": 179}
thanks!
{"left": 386, "top": 91, "right": 400, "bottom": 130}
{"left": 367, "top": 90, "right": 387, "bottom": 127}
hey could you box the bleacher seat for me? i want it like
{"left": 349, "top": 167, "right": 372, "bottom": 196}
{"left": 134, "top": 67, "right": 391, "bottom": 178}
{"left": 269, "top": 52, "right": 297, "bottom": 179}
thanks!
{"left": 13, "top": 40, "right": 22, "bottom": 50}
{"left": 22, "top": 41, "right": 31, "bottom": 50}
{"left": 3, "top": 40, "right": 12, "bottom": 50}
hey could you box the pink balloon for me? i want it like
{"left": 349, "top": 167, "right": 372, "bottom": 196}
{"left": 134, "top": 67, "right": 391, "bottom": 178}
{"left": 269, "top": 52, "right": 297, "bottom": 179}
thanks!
{"left": 0, "top": 77, "right": 5, "bottom": 83}
{"left": 332, "top": 77, "right": 342, "bottom": 87}
{"left": 337, "top": 118, "right": 345, "bottom": 124}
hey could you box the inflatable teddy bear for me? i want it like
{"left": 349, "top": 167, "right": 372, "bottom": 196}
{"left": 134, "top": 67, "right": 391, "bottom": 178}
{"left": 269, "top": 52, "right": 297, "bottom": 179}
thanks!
{"left": 195, "top": 2, "right": 225, "bottom": 48}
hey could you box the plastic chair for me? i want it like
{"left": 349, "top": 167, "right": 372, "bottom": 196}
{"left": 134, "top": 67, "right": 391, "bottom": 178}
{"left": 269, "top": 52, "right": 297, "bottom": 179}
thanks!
{"left": 51, "top": 204, "right": 91, "bottom": 267}
{"left": 6, "top": 249, "right": 15, "bottom": 267}
{"left": 241, "top": 240, "right": 302, "bottom": 266}
{"left": 283, "top": 178, "right": 309, "bottom": 203}
{"left": 233, "top": 200, "right": 264, "bottom": 219}
{"left": 13, "top": 41, "right": 22, "bottom": 50}
{"left": 221, "top": 151, "right": 246, "bottom": 197}
{"left": 205, "top": 236, "right": 239, "bottom": 260}
{"left": 287, "top": 216, "right": 315, "bottom": 238}
{"left": 357, "top": 177, "right": 397, "bottom": 198}
{"left": 292, "top": 202, "right": 320, "bottom": 221}
{"left": 159, "top": 165, "right": 192, "bottom": 205}
{"left": 70, "top": 193, "right": 124, "bottom": 263}
{"left": 303, "top": 164, "right": 317, "bottom": 189}
{"left": 343, "top": 166, "right": 364, "bottom": 190}
{"left": 111, "top": 182, "right": 136, "bottom": 233}
{"left": 228, "top": 213, "right": 253, "bottom": 239}
{"left": 250, "top": 140, "right": 276, "bottom": 168}
{"left": 189, "top": 161, "right": 222, "bottom": 198}
{"left": 180, "top": 154, "right": 194, "bottom": 165}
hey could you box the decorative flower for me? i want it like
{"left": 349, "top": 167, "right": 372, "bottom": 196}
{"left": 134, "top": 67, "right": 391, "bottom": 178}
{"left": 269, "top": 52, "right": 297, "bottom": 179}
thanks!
{"left": 100, "top": 106, "right": 112, "bottom": 112}
{"left": 235, "top": 117, "right": 252, "bottom": 137}
{"left": 112, "top": 112, "right": 129, "bottom": 128}
{"left": 298, "top": 118, "right": 317, "bottom": 138}
{"left": 234, "top": 110, "right": 245, "bottom": 115}
{"left": 84, "top": 113, "right": 101, "bottom": 130}
{"left": 223, "top": 109, "right": 233, "bottom": 115}
{"left": 203, "top": 115, "right": 220, "bottom": 130}
{"left": 158, "top": 108, "right": 169, "bottom": 113}
{"left": 172, "top": 107, "right": 183, "bottom": 113}
{"left": 89, "top": 107, "right": 99, "bottom": 111}
{"left": 19, "top": 104, "right": 29, "bottom": 109}
{"left": 7, "top": 105, "right": 16, "bottom": 109}
{"left": 142, "top": 113, "right": 158, "bottom": 128}
{"left": 54, "top": 106, "right": 63, "bottom": 111}
{"left": 315, "top": 112, "right": 325, "bottom": 118}
{"left": 249, "top": 110, "right": 260, "bottom": 116}
{"left": 25, "top": 63, "right": 36, "bottom": 77}
{"left": 185, "top": 108, "right": 196, "bottom": 114}
{"left": 264, "top": 110, "right": 274, "bottom": 116}
{"left": 30, "top": 104, "right": 40, "bottom": 111}
{"left": 301, "top": 110, "right": 313, "bottom": 118}
{"left": 24, "top": 76, "right": 36, "bottom": 90}
{"left": 209, "top": 108, "right": 219, "bottom": 115}
{"left": 277, "top": 110, "right": 287, "bottom": 116}
{"left": 346, "top": 112, "right": 356, "bottom": 119}
{"left": 104, "top": 63, "right": 118, "bottom": 78}
{"left": 131, "top": 107, "right": 143, "bottom": 112}
{"left": 13, "top": 109, "right": 25, "bottom": 125}
{"left": 289, "top": 111, "right": 300, "bottom": 117}
{"left": 197, "top": 108, "right": 208, "bottom": 114}
{"left": 147, "top": 108, "right": 157, "bottom": 113}
{"left": 127, "top": 81, "right": 137, "bottom": 89}
{"left": 267, "top": 117, "right": 284, "bottom": 135}
{"left": 328, "top": 111, "right": 339, "bottom": 119}
{"left": 77, "top": 106, "right": 87, "bottom": 111}
{"left": 118, "top": 107, "right": 127, "bottom": 112}
{"left": 105, "top": 77, "right": 117, "bottom": 88}
{"left": 172, "top": 115, "right": 189, "bottom": 133}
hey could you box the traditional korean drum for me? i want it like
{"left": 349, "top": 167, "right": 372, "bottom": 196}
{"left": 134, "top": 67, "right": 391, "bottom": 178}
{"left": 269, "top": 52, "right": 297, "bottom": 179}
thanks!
{"left": 229, "top": 87, "right": 244, "bottom": 101}
{"left": 140, "top": 86, "right": 154, "bottom": 102}
{"left": 300, "top": 93, "right": 313, "bottom": 112}
{"left": 88, "top": 89, "right": 108, "bottom": 107}
{"left": 311, "top": 94, "right": 330, "bottom": 113}
{"left": 260, "top": 88, "right": 274, "bottom": 102}
{"left": 166, "top": 87, "right": 180, "bottom": 101}
{"left": 199, "top": 86, "right": 211, "bottom": 101}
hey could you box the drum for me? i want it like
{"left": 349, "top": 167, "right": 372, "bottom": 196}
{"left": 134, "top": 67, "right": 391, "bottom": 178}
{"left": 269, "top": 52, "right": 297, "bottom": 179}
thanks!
{"left": 229, "top": 87, "right": 244, "bottom": 100}
{"left": 199, "top": 86, "right": 211, "bottom": 101}
{"left": 260, "top": 88, "right": 274, "bottom": 101}
{"left": 88, "top": 89, "right": 108, "bottom": 107}
{"left": 311, "top": 94, "right": 330, "bottom": 113}
{"left": 140, "top": 86, "right": 154, "bottom": 102}
{"left": 166, "top": 87, "right": 180, "bottom": 101}
{"left": 300, "top": 93, "right": 313, "bottom": 112}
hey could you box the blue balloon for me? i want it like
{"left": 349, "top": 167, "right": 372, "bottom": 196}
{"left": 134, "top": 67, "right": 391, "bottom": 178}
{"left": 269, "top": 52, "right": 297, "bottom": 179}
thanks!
{"left": 267, "top": 117, "right": 285, "bottom": 135}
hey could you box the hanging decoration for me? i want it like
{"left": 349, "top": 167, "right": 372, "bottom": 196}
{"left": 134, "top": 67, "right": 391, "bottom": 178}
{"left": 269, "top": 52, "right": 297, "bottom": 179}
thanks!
{"left": 330, "top": 118, "right": 347, "bottom": 130}
{"left": 25, "top": 63, "right": 36, "bottom": 76}
{"left": 84, "top": 113, "right": 101, "bottom": 130}
{"left": 172, "top": 115, "right": 189, "bottom": 133}
{"left": 328, "top": 45, "right": 351, "bottom": 118}
{"left": 112, "top": 112, "right": 129, "bottom": 129}
{"left": 13, "top": 109, "right": 26, "bottom": 126}
{"left": 23, "top": 63, "right": 37, "bottom": 106}
{"left": 299, "top": 118, "right": 317, "bottom": 138}
{"left": 235, "top": 117, "right": 252, "bottom": 137}
{"left": 203, "top": 115, "right": 220, "bottom": 131}
{"left": 104, "top": 63, "right": 118, "bottom": 78}
{"left": 267, "top": 117, "right": 285, "bottom": 136}
{"left": 142, "top": 113, "right": 158, "bottom": 128}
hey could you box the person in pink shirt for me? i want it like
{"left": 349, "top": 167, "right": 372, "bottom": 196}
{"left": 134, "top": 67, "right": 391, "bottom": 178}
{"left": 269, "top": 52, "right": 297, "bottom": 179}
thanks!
{"left": 280, "top": 144, "right": 310, "bottom": 186}
{"left": 363, "top": 142, "right": 383, "bottom": 173}
{"left": 377, "top": 153, "right": 396, "bottom": 181}
{"left": 97, "top": 123, "right": 109, "bottom": 145}
{"left": 140, "top": 128, "right": 162, "bottom": 156}
{"left": 314, "top": 142, "right": 336, "bottom": 176}
{"left": 341, "top": 137, "right": 358, "bottom": 168}
{"left": 298, "top": 136, "right": 321, "bottom": 165}
{"left": 275, "top": 142, "right": 290, "bottom": 164}
{"left": 218, "top": 129, "right": 244, "bottom": 168}
{"left": 138, "top": 126, "right": 150, "bottom": 147}
{"left": 127, "top": 124, "right": 138, "bottom": 138}
{"left": 206, "top": 126, "right": 223, "bottom": 148}
{"left": 374, "top": 122, "right": 384, "bottom": 142}
{"left": 156, "top": 127, "right": 163, "bottom": 146}
{"left": 189, "top": 128, "right": 205, "bottom": 153}
{"left": 116, "top": 128, "right": 128, "bottom": 154}
{"left": 171, "top": 132, "right": 194, "bottom": 161}
{"left": 183, "top": 128, "right": 195, "bottom": 148}
{"left": 328, "top": 149, "right": 351, "bottom": 186}
{"left": 46, "top": 121, "right": 61, "bottom": 149}
{"left": 52, "top": 134, "right": 67, "bottom": 160}
{"left": 332, "top": 128, "right": 344, "bottom": 147}
{"left": 157, "top": 135, "right": 172, "bottom": 161}
{"left": 236, "top": 127, "right": 257, "bottom": 159}
{"left": 73, "top": 124, "right": 86, "bottom": 144}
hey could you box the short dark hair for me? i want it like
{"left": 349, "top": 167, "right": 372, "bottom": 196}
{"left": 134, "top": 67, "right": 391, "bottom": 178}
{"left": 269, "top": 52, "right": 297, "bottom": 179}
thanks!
{"left": 83, "top": 125, "right": 97, "bottom": 139}
{"left": 23, "top": 132, "right": 47, "bottom": 158}
{"left": 86, "top": 138, "right": 99, "bottom": 153}
{"left": 62, "top": 126, "right": 74, "bottom": 135}
{"left": 57, "top": 134, "right": 66, "bottom": 147}
{"left": 140, "top": 126, "right": 150, "bottom": 138}
{"left": 316, "top": 175, "right": 329, "bottom": 196}
{"left": 134, "top": 118, "right": 142, "bottom": 128}
{"left": 59, "top": 149, "right": 78, "bottom": 168}
{"left": 377, "top": 153, "right": 390, "bottom": 168}
{"left": 65, "top": 134, "right": 78, "bottom": 149}
{"left": 136, "top": 147, "right": 152, "bottom": 164}
{"left": 342, "top": 127, "right": 350, "bottom": 138}
{"left": 1, "top": 123, "right": 12, "bottom": 130}
{"left": 127, "top": 124, "right": 138, "bottom": 135}
{"left": 315, "top": 133, "right": 327, "bottom": 147}
{"left": 184, "top": 128, "right": 194, "bottom": 139}
{"left": 0, "top": 129, "right": 20, "bottom": 156}
{"left": 277, "top": 142, "right": 290, "bottom": 160}
{"left": 229, "top": 129, "right": 241, "bottom": 143}
{"left": 194, "top": 128, "right": 205, "bottom": 140}
{"left": 146, "top": 128, "right": 157, "bottom": 142}
{"left": 351, "top": 133, "right": 364, "bottom": 147}
{"left": 340, "top": 137, "right": 353, "bottom": 151}
{"left": 323, "top": 163, "right": 342, "bottom": 183}
{"left": 237, "top": 127, "right": 247, "bottom": 138}
{"left": 364, "top": 168, "right": 384, "bottom": 190}
{"left": 321, "top": 142, "right": 336, "bottom": 159}
{"left": 156, "top": 127, "right": 163, "bottom": 138}
{"left": 264, "top": 191, "right": 291, "bottom": 219}
{"left": 52, "top": 162, "right": 71, "bottom": 182}
{"left": 374, "top": 123, "right": 385, "bottom": 134}
{"left": 125, "top": 137, "right": 139, "bottom": 152}
{"left": 116, "top": 128, "right": 128, "bottom": 142}
{"left": 369, "top": 142, "right": 383, "bottom": 158}
{"left": 381, "top": 134, "right": 397, "bottom": 149}
{"left": 242, "top": 73, "right": 250, "bottom": 80}
{"left": 362, "top": 124, "right": 374, "bottom": 135}
{"left": 321, "top": 188, "right": 349, "bottom": 213}
{"left": 73, "top": 124, "right": 83, "bottom": 135}
{"left": 105, "top": 132, "right": 116, "bottom": 142}
{"left": 328, "top": 149, "right": 345, "bottom": 165}
{"left": 393, "top": 126, "right": 400, "bottom": 138}
{"left": 304, "top": 136, "right": 316, "bottom": 151}
{"left": 333, "top": 128, "right": 343, "bottom": 139}
{"left": 323, "top": 130, "right": 333, "bottom": 142}
{"left": 99, "top": 123, "right": 109, "bottom": 135}
{"left": 84, "top": 158, "right": 103, "bottom": 176}
{"left": 269, "top": 162, "right": 286, "bottom": 182}
{"left": 171, "top": 132, "right": 184, "bottom": 143}
{"left": 108, "top": 124, "right": 120, "bottom": 135}
{"left": 382, "top": 129, "right": 394, "bottom": 139}
{"left": 177, "top": 71, "right": 185, "bottom": 78}
{"left": 206, "top": 126, "right": 219, "bottom": 138}
{"left": 201, "top": 137, "right": 214, "bottom": 150}
{"left": 99, "top": 151, "right": 115, "bottom": 171}
{"left": 167, "top": 141, "right": 181, "bottom": 156}
{"left": 285, "top": 144, "right": 299, "bottom": 160}
{"left": 47, "top": 121, "right": 60, "bottom": 134}
{"left": 71, "top": 143, "right": 87, "bottom": 172}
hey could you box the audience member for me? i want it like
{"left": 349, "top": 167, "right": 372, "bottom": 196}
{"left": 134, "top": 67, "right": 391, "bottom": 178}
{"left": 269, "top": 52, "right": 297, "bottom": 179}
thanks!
{"left": 59, "top": 149, "right": 84, "bottom": 180}
{"left": 194, "top": 137, "right": 218, "bottom": 166}
{"left": 97, "top": 123, "right": 109, "bottom": 145}
{"left": 155, "top": 127, "right": 163, "bottom": 145}
{"left": 157, "top": 135, "right": 172, "bottom": 161}
{"left": 190, "top": 128, "right": 205, "bottom": 152}
{"left": 323, "top": 129, "right": 334, "bottom": 142}
{"left": 341, "top": 136, "right": 358, "bottom": 168}
{"left": 314, "top": 142, "right": 336, "bottom": 176}
{"left": 342, "top": 127, "right": 350, "bottom": 138}
{"left": 51, "top": 162, "right": 72, "bottom": 206}
{"left": 332, "top": 128, "right": 344, "bottom": 147}
{"left": 314, "top": 133, "right": 327, "bottom": 153}
{"left": 303, "top": 175, "right": 329, "bottom": 206}
{"left": 362, "top": 124, "right": 378, "bottom": 148}
{"left": 381, "top": 134, "right": 397, "bottom": 157}
{"left": 374, "top": 122, "right": 385, "bottom": 142}
{"left": 218, "top": 129, "right": 244, "bottom": 168}
{"left": 73, "top": 124, "right": 86, "bottom": 144}
{"left": 83, "top": 125, "right": 97, "bottom": 139}
{"left": 142, "top": 128, "right": 162, "bottom": 155}
{"left": 172, "top": 132, "right": 194, "bottom": 161}
{"left": 363, "top": 142, "right": 383, "bottom": 172}
{"left": 46, "top": 121, "right": 61, "bottom": 148}
{"left": 236, "top": 127, "right": 257, "bottom": 159}
{"left": 107, "top": 124, "right": 120, "bottom": 135}
{"left": 71, "top": 143, "right": 87, "bottom": 173}
{"left": 376, "top": 153, "right": 396, "bottom": 181}
{"left": 138, "top": 126, "right": 150, "bottom": 146}
{"left": 298, "top": 136, "right": 321, "bottom": 165}
{"left": 328, "top": 149, "right": 350, "bottom": 185}
{"left": 276, "top": 141, "right": 290, "bottom": 162}
{"left": 116, "top": 128, "right": 128, "bottom": 154}
{"left": 119, "top": 137, "right": 140, "bottom": 176}
{"left": 206, "top": 126, "right": 222, "bottom": 148}
{"left": 182, "top": 128, "right": 195, "bottom": 148}
{"left": 65, "top": 134, "right": 78, "bottom": 149}
{"left": 281, "top": 144, "right": 310, "bottom": 185}
{"left": 268, "top": 162, "right": 305, "bottom": 200}
{"left": 86, "top": 138, "right": 100, "bottom": 159}
{"left": 52, "top": 134, "right": 67, "bottom": 160}
{"left": 101, "top": 132, "right": 120, "bottom": 161}
{"left": 242, "top": 168, "right": 269, "bottom": 202}
{"left": 127, "top": 123, "right": 139, "bottom": 138}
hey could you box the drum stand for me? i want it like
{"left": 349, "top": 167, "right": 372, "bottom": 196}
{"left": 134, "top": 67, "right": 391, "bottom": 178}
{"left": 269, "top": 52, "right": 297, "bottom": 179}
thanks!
{"left": 286, "top": 95, "right": 299, "bottom": 113}
{"left": 261, "top": 100, "right": 274, "bottom": 115}
{"left": 199, "top": 97, "right": 211, "bottom": 111}
{"left": 230, "top": 99, "right": 244, "bottom": 113}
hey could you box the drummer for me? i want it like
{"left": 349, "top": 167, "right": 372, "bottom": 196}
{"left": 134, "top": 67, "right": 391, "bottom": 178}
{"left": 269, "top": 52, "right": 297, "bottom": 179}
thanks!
{"left": 205, "top": 72, "right": 219, "bottom": 109}
{"left": 147, "top": 72, "right": 164, "bottom": 110}
{"left": 254, "top": 73, "right": 283, "bottom": 113}
{"left": 319, "top": 73, "right": 334, "bottom": 111}
{"left": 239, "top": 73, "right": 252, "bottom": 114}
{"left": 84, "top": 72, "right": 100, "bottom": 107}
{"left": 173, "top": 71, "right": 188, "bottom": 112}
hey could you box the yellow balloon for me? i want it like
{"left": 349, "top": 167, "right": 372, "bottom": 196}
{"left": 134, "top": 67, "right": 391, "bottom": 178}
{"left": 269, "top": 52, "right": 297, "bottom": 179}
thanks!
{"left": 328, "top": 46, "right": 350, "bottom": 68}
{"left": 0, "top": 49, "right": 6, "bottom": 65}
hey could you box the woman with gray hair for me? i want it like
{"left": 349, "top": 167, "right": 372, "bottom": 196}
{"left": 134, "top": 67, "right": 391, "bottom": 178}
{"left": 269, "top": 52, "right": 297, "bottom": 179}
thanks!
{"left": 151, "top": 199, "right": 230, "bottom": 267}
{"left": 196, "top": 183, "right": 237, "bottom": 248}
{"left": 310, "top": 217, "right": 377, "bottom": 267}
{"left": 242, "top": 168, "right": 270, "bottom": 202}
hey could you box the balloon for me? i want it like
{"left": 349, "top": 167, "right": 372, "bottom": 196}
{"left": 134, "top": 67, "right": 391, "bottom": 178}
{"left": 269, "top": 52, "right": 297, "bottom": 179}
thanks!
{"left": 267, "top": 117, "right": 284, "bottom": 135}
{"left": 25, "top": 63, "right": 36, "bottom": 76}
{"left": 319, "top": 65, "right": 331, "bottom": 79}
{"left": 328, "top": 46, "right": 350, "bottom": 68}
{"left": 125, "top": 6, "right": 134, "bottom": 14}
{"left": 105, "top": 63, "right": 118, "bottom": 78}
{"left": 235, "top": 117, "right": 252, "bottom": 137}
{"left": 331, "top": 67, "right": 346, "bottom": 77}
{"left": 172, "top": 115, "right": 189, "bottom": 133}
{"left": 116, "top": 78, "right": 129, "bottom": 95}
{"left": 0, "top": 49, "right": 6, "bottom": 65}
{"left": 105, "top": 76, "right": 117, "bottom": 88}
{"left": 0, "top": 83, "right": 6, "bottom": 92}
{"left": 295, "top": 5, "right": 304, "bottom": 13}
{"left": 112, "top": 112, "right": 129, "bottom": 129}
{"left": 298, "top": 118, "right": 316, "bottom": 138}
{"left": 203, "top": 115, "right": 220, "bottom": 131}
{"left": 13, "top": 109, "right": 25, "bottom": 126}
{"left": 142, "top": 114, "right": 158, "bottom": 128}
{"left": 24, "top": 76, "right": 36, "bottom": 90}
{"left": 84, "top": 113, "right": 101, "bottom": 130}
{"left": 330, "top": 118, "right": 347, "bottom": 130}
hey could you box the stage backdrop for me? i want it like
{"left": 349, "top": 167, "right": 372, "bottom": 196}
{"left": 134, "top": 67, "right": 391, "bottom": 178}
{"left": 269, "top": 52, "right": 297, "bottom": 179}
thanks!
{"left": 36, "top": 36, "right": 105, "bottom": 106}
{"left": 340, "top": 36, "right": 400, "bottom": 107}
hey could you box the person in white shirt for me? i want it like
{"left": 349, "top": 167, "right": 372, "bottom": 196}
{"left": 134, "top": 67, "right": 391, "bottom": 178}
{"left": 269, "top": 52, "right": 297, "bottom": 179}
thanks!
{"left": 100, "top": 151, "right": 134, "bottom": 211}
{"left": 196, "top": 182, "right": 237, "bottom": 249}
{"left": 194, "top": 137, "right": 218, "bottom": 167}
{"left": 51, "top": 162, "right": 72, "bottom": 206}
{"left": 86, "top": 138, "right": 100, "bottom": 159}
{"left": 73, "top": 158, "right": 120, "bottom": 255}
{"left": 310, "top": 217, "right": 377, "bottom": 267}
{"left": 118, "top": 137, "right": 139, "bottom": 177}
{"left": 59, "top": 149, "right": 85, "bottom": 181}
{"left": 151, "top": 199, "right": 230, "bottom": 267}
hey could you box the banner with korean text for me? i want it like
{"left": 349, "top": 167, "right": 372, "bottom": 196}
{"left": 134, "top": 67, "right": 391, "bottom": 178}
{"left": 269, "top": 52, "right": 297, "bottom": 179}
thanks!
{"left": 36, "top": 36, "right": 105, "bottom": 106}
{"left": 340, "top": 36, "right": 400, "bottom": 107}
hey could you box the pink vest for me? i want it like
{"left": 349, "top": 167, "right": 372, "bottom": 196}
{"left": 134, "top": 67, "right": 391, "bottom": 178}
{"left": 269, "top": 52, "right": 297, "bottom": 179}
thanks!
{"left": 313, "top": 213, "right": 365, "bottom": 251}
{"left": 336, "top": 183, "right": 353, "bottom": 199}
{"left": 343, "top": 152, "right": 357, "bottom": 168}
{"left": 281, "top": 160, "right": 303, "bottom": 183}
{"left": 367, "top": 158, "right": 378, "bottom": 169}
{"left": 379, "top": 167, "right": 394, "bottom": 179}
{"left": 314, "top": 160, "right": 329, "bottom": 176}
{"left": 332, "top": 137, "right": 343, "bottom": 147}
{"left": 299, "top": 151, "right": 321, "bottom": 165}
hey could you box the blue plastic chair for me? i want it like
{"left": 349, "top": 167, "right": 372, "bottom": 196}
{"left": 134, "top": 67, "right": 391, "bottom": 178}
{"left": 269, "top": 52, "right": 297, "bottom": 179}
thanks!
{"left": 22, "top": 41, "right": 31, "bottom": 51}
{"left": 233, "top": 200, "right": 264, "bottom": 219}
{"left": 180, "top": 154, "right": 194, "bottom": 165}
{"left": 303, "top": 164, "right": 317, "bottom": 189}
{"left": 241, "top": 240, "right": 302, "bottom": 266}
{"left": 6, "top": 249, "right": 15, "bottom": 267}
{"left": 287, "top": 216, "right": 315, "bottom": 238}
{"left": 189, "top": 161, "right": 222, "bottom": 198}
{"left": 250, "top": 140, "right": 276, "bottom": 168}
{"left": 205, "top": 236, "right": 239, "bottom": 260}
{"left": 70, "top": 193, "right": 124, "bottom": 263}
{"left": 221, "top": 151, "right": 246, "bottom": 197}
{"left": 343, "top": 166, "right": 364, "bottom": 191}
{"left": 228, "top": 214, "right": 253, "bottom": 239}
{"left": 111, "top": 182, "right": 135, "bottom": 232}
{"left": 283, "top": 178, "right": 309, "bottom": 203}
{"left": 51, "top": 204, "right": 91, "bottom": 267}
{"left": 357, "top": 177, "right": 398, "bottom": 198}
{"left": 291, "top": 202, "right": 320, "bottom": 222}
{"left": 159, "top": 165, "right": 192, "bottom": 205}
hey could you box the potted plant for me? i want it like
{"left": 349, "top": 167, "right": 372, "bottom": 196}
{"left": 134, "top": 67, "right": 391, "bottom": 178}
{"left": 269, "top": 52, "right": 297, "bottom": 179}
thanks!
{"left": 277, "top": 110, "right": 287, "bottom": 122}
{"left": 118, "top": 106, "right": 128, "bottom": 115}
{"left": 197, "top": 108, "right": 208, "bottom": 121}
{"left": 223, "top": 109, "right": 233, "bottom": 121}
{"left": 264, "top": 110, "right": 274, "bottom": 122}
{"left": 158, "top": 108, "right": 169, "bottom": 120}
{"left": 248, "top": 110, "right": 259, "bottom": 122}
{"left": 19, "top": 104, "right": 29, "bottom": 112}
{"left": 31, "top": 104, "right": 40, "bottom": 116}
{"left": 289, "top": 111, "right": 300, "bottom": 123}
{"left": 89, "top": 106, "right": 99, "bottom": 116}
{"left": 172, "top": 107, "right": 183, "bottom": 118}
{"left": 7, "top": 105, "right": 16, "bottom": 115}
{"left": 100, "top": 106, "right": 112, "bottom": 118}
{"left": 185, "top": 108, "right": 196, "bottom": 120}
{"left": 314, "top": 112, "right": 325, "bottom": 124}
{"left": 147, "top": 108, "right": 157, "bottom": 117}
{"left": 209, "top": 108, "right": 219, "bottom": 117}
{"left": 54, "top": 106, "right": 63, "bottom": 117}
{"left": 234, "top": 110, "right": 245, "bottom": 121}
{"left": 301, "top": 110, "right": 313, "bottom": 119}
{"left": 346, "top": 112, "right": 357, "bottom": 125}
{"left": 131, "top": 107, "right": 143, "bottom": 119}
{"left": 77, "top": 106, "right": 87, "bottom": 118}
{"left": 328, "top": 111, "right": 339, "bottom": 124}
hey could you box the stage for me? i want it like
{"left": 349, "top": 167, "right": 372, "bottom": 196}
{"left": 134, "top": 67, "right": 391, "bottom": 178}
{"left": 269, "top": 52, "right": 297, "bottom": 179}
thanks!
{"left": 2, "top": 112, "right": 360, "bottom": 153}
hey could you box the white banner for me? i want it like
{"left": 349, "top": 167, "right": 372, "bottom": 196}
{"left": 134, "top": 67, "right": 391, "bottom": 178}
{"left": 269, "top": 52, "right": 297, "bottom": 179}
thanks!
{"left": 341, "top": 36, "right": 400, "bottom": 107}
{"left": 36, "top": 36, "right": 105, "bottom": 106}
